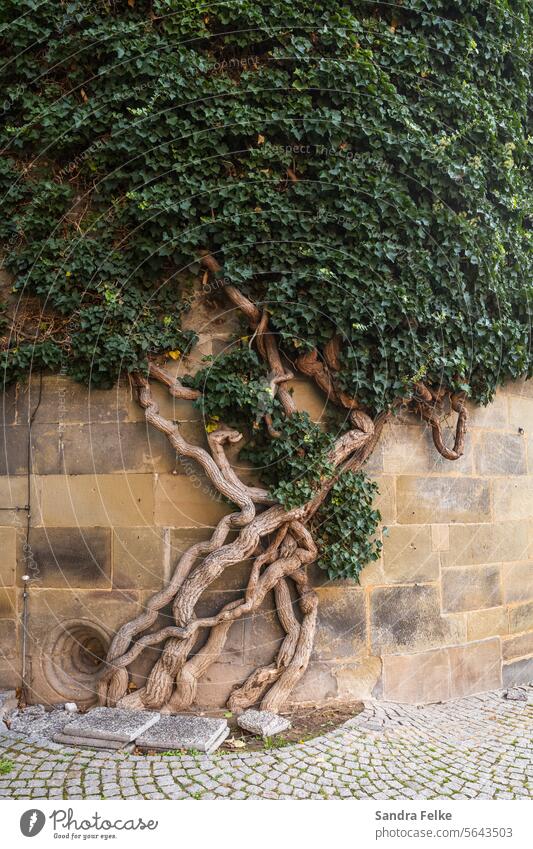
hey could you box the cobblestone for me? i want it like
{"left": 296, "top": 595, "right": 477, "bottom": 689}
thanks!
{"left": 0, "top": 689, "right": 531, "bottom": 800}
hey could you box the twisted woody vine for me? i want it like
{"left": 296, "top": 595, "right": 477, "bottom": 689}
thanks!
{"left": 0, "top": 1, "right": 531, "bottom": 712}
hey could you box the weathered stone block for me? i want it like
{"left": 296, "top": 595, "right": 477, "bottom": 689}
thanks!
{"left": 372, "top": 475, "right": 396, "bottom": 524}
{"left": 0, "top": 476, "right": 37, "bottom": 527}
{"left": 508, "top": 600, "right": 533, "bottom": 634}
{"left": 467, "top": 606, "right": 508, "bottom": 641}
{"left": 508, "top": 395, "right": 533, "bottom": 430}
{"left": 370, "top": 585, "right": 462, "bottom": 653}
{"left": 243, "top": 593, "right": 285, "bottom": 666}
{"left": 502, "top": 656, "right": 533, "bottom": 687}
{"left": 313, "top": 588, "right": 366, "bottom": 661}
{"left": 0, "top": 588, "right": 16, "bottom": 618}
{"left": 0, "top": 426, "right": 29, "bottom": 475}
{"left": 112, "top": 527, "right": 165, "bottom": 589}
{"left": 196, "top": 590, "right": 245, "bottom": 663}
{"left": 285, "top": 378, "right": 328, "bottom": 423}
{"left": 332, "top": 656, "right": 382, "bottom": 700}
{"left": 465, "top": 390, "right": 508, "bottom": 428}
{"left": 381, "top": 525, "right": 439, "bottom": 583}
{"left": 502, "top": 632, "right": 533, "bottom": 661}
{"left": 290, "top": 662, "right": 337, "bottom": 704}
{"left": 448, "top": 638, "right": 502, "bottom": 698}
{"left": 382, "top": 649, "right": 451, "bottom": 703}
{"left": 502, "top": 562, "right": 533, "bottom": 603}
{"left": 0, "top": 527, "right": 16, "bottom": 586}
{"left": 0, "top": 620, "right": 17, "bottom": 659}
{"left": 17, "top": 527, "right": 111, "bottom": 589}
{"left": 431, "top": 524, "right": 449, "bottom": 551}
{"left": 0, "top": 659, "right": 19, "bottom": 688}
{"left": 493, "top": 477, "right": 533, "bottom": 521}
{"left": 17, "top": 376, "right": 131, "bottom": 425}
{"left": 441, "top": 565, "right": 502, "bottom": 613}
{"left": 475, "top": 432, "right": 527, "bottom": 476}
{"left": 32, "top": 422, "right": 178, "bottom": 475}
{"left": 396, "top": 476, "right": 490, "bottom": 524}
{"left": 382, "top": 425, "right": 473, "bottom": 475}
{"left": 154, "top": 474, "right": 230, "bottom": 527}
{"left": 442, "top": 521, "right": 528, "bottom": 567}
{"left": 36, "top": 474, "right": 154, "bottom": 526}
{"left": 0, "top": 384, "right": 17, "bottom": 426}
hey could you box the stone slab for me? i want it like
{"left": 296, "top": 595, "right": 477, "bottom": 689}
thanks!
{"left": 53, "top": 732, "right": 131, "bottom": 751}
{"left": 8, "top": 705, "right": 71, "bottom": 739}
{"left": 237, "top": 709, "right": 291, "bottom": 738}
{"left": 62, "top": 707, "right": 160, "bottom": 743}
{"left": 135, "top": 714, "right": 229, "bottom": 754}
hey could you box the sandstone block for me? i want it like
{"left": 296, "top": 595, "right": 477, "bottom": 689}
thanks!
{"left": 508, "top": 600, "right": 533, "bottom": 634}
{"left": 381, "top": 524, "right": 439, "bottom": 583}
{"left": 332, "top": 656, "right": 382, "bottom": 700}
{"left": 502, "top": 632, "right": 533, "bottom": 661}
{"left": 502, "top": 561, "right": 533, "bottom": 603}
{"left": 441, "top": 564, "right": 502, "bottom": 613}
{"left": 508, "top": 395, "right": 533, "bottom": 430}
{"left": 36, "top": 474, "right": 154, "bottom": 526}
{"left": 0, "top": 620, "right": 17, "bottom": 659}
{"left": 243, "top": 593, "right": 285, "bottom": 666}
{"left": 372, "top": 475, "right": 396, "bottom": 524}
{"left": 112, "top": 527, "right": 165, "bottom": 590}
{"left": 382, "top": 648, "right": 451, "bottom": 703}
{"left": 493, "top": 477, "right": 533, "bottom": 521}
{"left": 32, "top": 422, "right": 179, "bottom": 475}
{"left": 0, "top": 527, "right": 16, "bottom": 586}
{"left": 431, "top": 524, "right": 449, "bottom": 551}
{"left": 17, "top": 527, "right": 111, "bottom": 589}
{"left": 0, "top": 588, "right": 16, "bottom": 618}
{"left": 312, "top": 587, "right": 366, "bottom": 661}
{"left": 0, "top": 425, "right": 29, "bottom": 475}
{"left": 154, "top": 473, "right": 230, "bottom": 527}
{"left": 396, "top": 476, "right": 490, "bottom": 524}
{"left": 0, "top": 476, "right": 37, "bottom": 527}
{"left": 290, "top": 662, "right": 338, "bottom": 704}
{"left": 382, "top": 424, "right": 473, "bottom": 475}
{"left": 370, "top": 584, "right": 462, "bottom": 654}
{"left": 17, "top": 376, "right": 130, "bottom": 425}
{"left": 502, "top": 656, "right": 533, "bottom": 687}
{"left": 465, "top": 391, "right": 508, "bottom": 428}
{"left": 475, "top": 432, "right": 527, "bottom": 476}
{"left": 442, "top": 521, "right": 528, "bottom": 567}
{"left": 448, "top": 638, "right": 502, "bottom": 698}
{"left": 467, "top": 606, "right": 508, "bottom": 641}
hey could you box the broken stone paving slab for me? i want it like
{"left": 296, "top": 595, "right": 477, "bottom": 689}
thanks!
{"left": 62, "top": 707, "right": 160, "bottom": 743}
{"left": 136, "top": 714, "right": 229, "bottom": 754}
{"left": 8, "top": 705, "right": 72, "bottom": 739}
{"left": 53, "top": 731, "right": 133, "bottom": 752}
{"left": 237, "top": 709, "right": 291, "bottom": 738}
{"left": 503, "top": 688, "right": 528, "bottom": 702}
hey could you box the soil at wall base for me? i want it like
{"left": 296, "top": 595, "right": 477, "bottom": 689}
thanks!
{"left": 136, "top": 700, "right": 365, "bottom": 755}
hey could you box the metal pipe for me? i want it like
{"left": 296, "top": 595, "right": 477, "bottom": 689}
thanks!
{"left": 21, "top": 574, "right": 30, "bottom": 706}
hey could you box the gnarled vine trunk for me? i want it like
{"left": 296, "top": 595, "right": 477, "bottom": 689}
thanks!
{"left": 97, "top": 277, "right": 467, "bottom": 714}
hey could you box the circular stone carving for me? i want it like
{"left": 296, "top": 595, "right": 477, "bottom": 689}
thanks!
{"left": 41, "top": 619, "right": 110, "bottom": 705}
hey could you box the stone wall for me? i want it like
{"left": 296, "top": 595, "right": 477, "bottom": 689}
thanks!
{"left": 0, "top": 371, "right": 532, "bottom": 706}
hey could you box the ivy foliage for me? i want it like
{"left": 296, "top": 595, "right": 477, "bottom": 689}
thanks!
{"left": 0, "top": 0, "right": 531, "bottom": 580}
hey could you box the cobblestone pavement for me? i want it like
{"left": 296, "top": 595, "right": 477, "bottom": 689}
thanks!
{"left": 0, "top": 690, "right": 531, "bottom": 800}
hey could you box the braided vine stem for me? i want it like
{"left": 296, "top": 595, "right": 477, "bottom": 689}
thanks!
{"left": 98, "top": 282, "right": 467, "bottom": 714}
